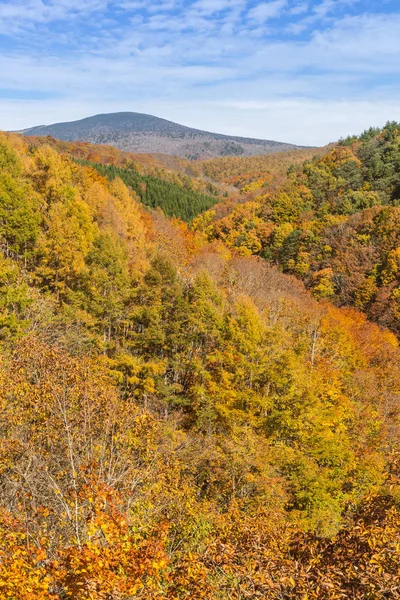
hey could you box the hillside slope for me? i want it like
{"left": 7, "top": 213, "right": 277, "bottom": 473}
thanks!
{"left": 197, "top": 121, "right": 400, "bottom": 335}
{"left": 20, "top": 111, "right": 306, "bottom": 158}
{"left": 0, "top": 130, "right": 399, "bottom": 599}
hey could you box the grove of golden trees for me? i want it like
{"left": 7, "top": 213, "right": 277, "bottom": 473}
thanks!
{"left": 0, "top": 129, "right": 399, "bottom": 598}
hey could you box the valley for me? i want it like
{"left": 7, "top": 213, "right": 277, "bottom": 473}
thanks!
{"left": 0, "top": 123, "right": 399, "bottom": 599}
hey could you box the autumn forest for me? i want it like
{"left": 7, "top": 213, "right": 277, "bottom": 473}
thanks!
{"left": 0, "top": 123, "right": 400, "bottom": 599}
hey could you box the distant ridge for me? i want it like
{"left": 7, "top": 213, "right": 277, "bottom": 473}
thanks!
{"left": 20, "top": 112, "right": 307, "bottom": 159}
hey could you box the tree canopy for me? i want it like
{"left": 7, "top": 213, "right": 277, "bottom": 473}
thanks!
{"left": 0, "top": 129, "right": 399, "bottom": 598}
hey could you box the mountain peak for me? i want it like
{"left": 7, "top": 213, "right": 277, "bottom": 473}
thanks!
{"left": 20, "top": 111, "right": 307, "bottom": 159}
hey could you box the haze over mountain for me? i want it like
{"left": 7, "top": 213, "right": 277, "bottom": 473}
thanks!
{"left": 20, "top": 112, "right": 305, "bottom": 159}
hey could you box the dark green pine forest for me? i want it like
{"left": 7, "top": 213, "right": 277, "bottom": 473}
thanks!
{"left": 75, "top": 159, "right": 219, "bottom": 221}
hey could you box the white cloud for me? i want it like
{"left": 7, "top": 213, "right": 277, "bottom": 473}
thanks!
{"left": 313, "top": 0, "right": 337, "bottom": 18}
{"left": 189, "top": 98, "right": 400, "bottom": 145}
{"left": 247, "top": 0, "right": 287, "bottom": 22}
{"left": 284, "top": 0, "right": 360, "bottom": 36}
{"left": 0, "top": 0, "right": 107, "bottom": 23}
{"left": 0, "top": 0, "right": 400, "bottom": 145}
{"left": 312, "top": 13, "right": 400, "bottom": 60}
{"left": 289, "top": 2, "right": 309, "bottom": 15}
{"left": 0, "top": 0, "right": 110, "bottom": 35}
{"left": 193, "top": 0, "right": 246, "bottom": 13}
{"left": 286, "top": 20, "right": 308, "bottom": 34}
{"left": 311, "top": 0, "right": 360, "bottom": 20}
{"left": 243, "top": 13, "right": 400, "bottom": 76}
{"left": 147, "top": 0, "right": 179, "bottom": 12}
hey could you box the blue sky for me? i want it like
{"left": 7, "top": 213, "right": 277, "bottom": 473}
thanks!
{"left": 0, "top": 0, "right": 399, "bottom": 144}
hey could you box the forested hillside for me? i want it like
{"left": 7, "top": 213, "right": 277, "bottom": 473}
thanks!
{"left": 186, "top": 146, "right": 328, "bottom": 190}
{"left": 25, "top": 135, "right": 221, "bottom": 221}
{"left": 75, "top": 160, "right": 218, "bottom": 221}
{"left": 197, "top": 122, "right": 400, "bottom": 335}
{"left": 0, "top": 130, "right": 399, "bottom": 599}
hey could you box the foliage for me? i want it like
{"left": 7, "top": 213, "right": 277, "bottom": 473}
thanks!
{"left": 74, "top": 160, "right": 219, "bottom": 222}
{"left": 199, "top": 122, "right": 400, "bottom": 334}
{"left": 0, "top": 130, "right": 399, "bottom": 598}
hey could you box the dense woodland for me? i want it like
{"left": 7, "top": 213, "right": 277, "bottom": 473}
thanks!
{"left": 197, "top": 122, "right": 400, "bottom": 335}
{"left": 74, "top": 160, "right": 219, "bottom": 221}
{"left": 0, "top": 128, "right": 399, "bottom": 598}
{"left": 186, "top": 146, "right": 326, "bottom": 189}
{"left": 26, "top": 136, "right": 220, "bottom": 221}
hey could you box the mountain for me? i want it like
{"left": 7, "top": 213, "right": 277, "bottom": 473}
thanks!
{"left": 20, "top": 111, "right": 305, "bottom": 158}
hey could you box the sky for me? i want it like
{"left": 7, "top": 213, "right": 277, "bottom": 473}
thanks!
{"left": 0, "top": 0, "right": 399, "bottom": 145}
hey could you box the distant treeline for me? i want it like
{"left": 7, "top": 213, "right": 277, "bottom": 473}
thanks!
{"left": 75, "top": 159, "right": 218, "bottom": 221}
